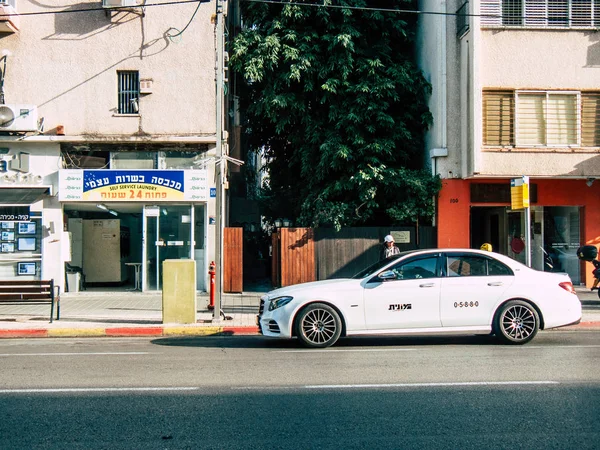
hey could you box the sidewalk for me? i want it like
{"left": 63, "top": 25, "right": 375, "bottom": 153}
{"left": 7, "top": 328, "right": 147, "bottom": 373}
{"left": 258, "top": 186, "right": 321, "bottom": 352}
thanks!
{"left": 0, "top": 285, "right": 598, "bottom": 339}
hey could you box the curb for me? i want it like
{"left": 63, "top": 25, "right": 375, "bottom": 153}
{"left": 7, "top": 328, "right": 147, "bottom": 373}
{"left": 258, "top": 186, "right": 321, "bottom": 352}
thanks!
{"left": 0, "top": 323, "right": 599, "bottom": 339}
{"left": 0, "top": 326, "right": 261, "bottom": 339}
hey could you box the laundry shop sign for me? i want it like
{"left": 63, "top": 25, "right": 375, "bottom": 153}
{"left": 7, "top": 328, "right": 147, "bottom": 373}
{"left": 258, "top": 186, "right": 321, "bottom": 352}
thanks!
{"left": 58, "top": 169, "right": 208, "bottom": 202}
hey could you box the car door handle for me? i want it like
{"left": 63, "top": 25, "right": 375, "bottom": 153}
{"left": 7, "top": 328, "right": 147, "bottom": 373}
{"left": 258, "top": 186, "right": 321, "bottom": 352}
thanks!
{"left": 419, "top": 283, "right": 435, "bottom": 288}
{"left": 487, "top": 281, "right": 503, "bottom": 286}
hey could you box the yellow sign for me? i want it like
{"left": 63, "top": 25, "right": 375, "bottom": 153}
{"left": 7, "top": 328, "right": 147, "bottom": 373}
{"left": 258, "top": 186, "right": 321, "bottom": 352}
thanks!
{"left": 510, "top": 176, "right": 530, "bottom": 209}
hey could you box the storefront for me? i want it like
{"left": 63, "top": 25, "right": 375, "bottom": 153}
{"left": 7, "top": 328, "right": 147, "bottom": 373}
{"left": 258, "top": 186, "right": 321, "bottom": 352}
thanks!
{"left": 438, "top": 179, "right": 600, "bottom": 286}
{"left": 0, "top": 146, "right": 62, "bottom": 285}
{"left": 58, "top": 168, "right": 210, "bottom": 292}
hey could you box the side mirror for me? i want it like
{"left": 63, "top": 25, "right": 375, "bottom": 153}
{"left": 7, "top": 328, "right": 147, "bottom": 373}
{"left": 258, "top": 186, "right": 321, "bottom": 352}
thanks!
{"left": 378, "top": 270, "right": 396, "bottom": 281}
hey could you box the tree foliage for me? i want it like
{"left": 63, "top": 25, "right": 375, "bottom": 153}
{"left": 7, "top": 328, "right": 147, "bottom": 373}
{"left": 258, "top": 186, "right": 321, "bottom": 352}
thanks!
{"left": 230, "top": 0, "right": 441, "bottom": 230}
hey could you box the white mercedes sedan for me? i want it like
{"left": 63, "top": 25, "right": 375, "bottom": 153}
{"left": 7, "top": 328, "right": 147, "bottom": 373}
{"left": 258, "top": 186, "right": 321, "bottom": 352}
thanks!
{"left": 257, "top": 249, "right": 582, "bottom": 347}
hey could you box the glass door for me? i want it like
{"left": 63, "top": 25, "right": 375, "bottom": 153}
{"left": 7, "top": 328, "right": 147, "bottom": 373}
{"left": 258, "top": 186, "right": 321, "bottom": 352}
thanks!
{"left": 143, "top": 205, "right": 193, "bottom": 291}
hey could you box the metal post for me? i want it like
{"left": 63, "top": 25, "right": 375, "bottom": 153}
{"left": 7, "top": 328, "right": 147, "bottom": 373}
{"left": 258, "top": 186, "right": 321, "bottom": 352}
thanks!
{"left": 213, "top": 0, "right": 225, "bottom": 321}
{"left": 0, "top": 55, "right": 7, "bottom": 105}
{"left": 525, "top": 206, "right": 532, "bottom": 267}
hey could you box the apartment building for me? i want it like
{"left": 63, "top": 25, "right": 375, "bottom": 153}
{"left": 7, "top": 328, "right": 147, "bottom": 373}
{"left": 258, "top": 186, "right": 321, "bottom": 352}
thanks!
{"left": 0, "top": 0, "right": 218, "bottom": 292}
{"left": 418, "top": 0, "right": 600, "bottom": 285}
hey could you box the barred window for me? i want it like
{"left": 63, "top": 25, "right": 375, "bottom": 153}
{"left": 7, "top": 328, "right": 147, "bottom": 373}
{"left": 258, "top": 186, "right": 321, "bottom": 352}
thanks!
{"left": 481, "top": 0, "right": 600, "bottom": 28}
{"left": 117, "top": 71, "right": 140, "bottom": 115}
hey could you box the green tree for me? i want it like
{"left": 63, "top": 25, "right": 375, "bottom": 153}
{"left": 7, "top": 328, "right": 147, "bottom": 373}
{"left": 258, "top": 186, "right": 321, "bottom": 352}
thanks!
{"left": 231, "top": 0, "right": 441, "bottom": 230}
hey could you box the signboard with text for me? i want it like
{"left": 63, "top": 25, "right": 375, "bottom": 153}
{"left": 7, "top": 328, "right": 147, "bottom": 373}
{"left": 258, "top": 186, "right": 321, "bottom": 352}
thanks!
{"left": 58, "top": 169, "right": 208, "bottom": 202}
{"left": 510, "top": 176, "right": 530, "bottom": 209}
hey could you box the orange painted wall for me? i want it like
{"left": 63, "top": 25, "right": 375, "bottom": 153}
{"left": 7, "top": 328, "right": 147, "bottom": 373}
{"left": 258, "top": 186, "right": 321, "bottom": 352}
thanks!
{"left": 437, "top": 179, "right": 472, "bottom": 248}
{"left": 437, "top": 178, "right": 600, "bottom": 285}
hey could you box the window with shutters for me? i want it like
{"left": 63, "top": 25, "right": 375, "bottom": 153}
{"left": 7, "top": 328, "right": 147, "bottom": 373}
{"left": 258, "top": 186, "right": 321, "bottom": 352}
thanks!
{"left": 483, "top": 91, "right": 514, "bottom": 145}
{"left": 483, "top": 90, "right": 593, "bottom": 148}
{"left": 581, "top": 93, "right": 600, "bottom": 147}
{"left": 117, "top": 71, "right": 140, "bottom": 115}
{"left": 481, "top": 0, "right": 600, "bottom": 28}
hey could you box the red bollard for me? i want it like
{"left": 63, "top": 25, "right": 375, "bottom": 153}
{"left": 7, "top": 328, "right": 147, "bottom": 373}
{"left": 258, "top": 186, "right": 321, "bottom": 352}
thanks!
{"left": 208, "top": 261, "right": 216, "bottom": 310}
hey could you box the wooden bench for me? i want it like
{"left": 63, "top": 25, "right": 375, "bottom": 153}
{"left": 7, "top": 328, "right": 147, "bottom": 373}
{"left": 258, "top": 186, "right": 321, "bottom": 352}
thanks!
{"left": 0, "top": 280, "right": 60, "bottom": 323}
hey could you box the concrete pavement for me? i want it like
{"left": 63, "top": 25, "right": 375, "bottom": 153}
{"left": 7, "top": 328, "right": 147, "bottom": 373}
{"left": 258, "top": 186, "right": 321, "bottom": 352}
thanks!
{"left": 0, "top": 285, "right": 598, "bottom": 338}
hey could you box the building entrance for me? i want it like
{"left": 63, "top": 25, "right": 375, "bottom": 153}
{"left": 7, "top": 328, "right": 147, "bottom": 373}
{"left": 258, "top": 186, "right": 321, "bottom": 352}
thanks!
{"left": 143, "top": 205, "right": 193, "bottom": 291}
{"left": 470, "top": 206, "right": 581, "bottom": 284}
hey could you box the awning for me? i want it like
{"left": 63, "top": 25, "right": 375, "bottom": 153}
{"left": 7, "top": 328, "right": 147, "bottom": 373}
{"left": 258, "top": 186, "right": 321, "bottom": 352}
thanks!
{"left": 0, "top": 187, "right": 51, "bottom": 204}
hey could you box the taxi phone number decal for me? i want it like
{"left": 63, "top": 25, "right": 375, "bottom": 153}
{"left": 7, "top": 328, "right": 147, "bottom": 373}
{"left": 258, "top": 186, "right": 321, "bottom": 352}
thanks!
{"left": 454, "top": 301, "right": 479, "bottom": 308}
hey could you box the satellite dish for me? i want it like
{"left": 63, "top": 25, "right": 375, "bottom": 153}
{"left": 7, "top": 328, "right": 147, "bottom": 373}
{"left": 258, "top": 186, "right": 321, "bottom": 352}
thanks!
{"left": 0, "top": 105, "right": 15, "bottom": 128}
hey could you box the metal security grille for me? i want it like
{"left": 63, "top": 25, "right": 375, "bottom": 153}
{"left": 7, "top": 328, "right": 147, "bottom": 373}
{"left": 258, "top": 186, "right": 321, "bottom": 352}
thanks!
{"left": 118, "top": 71, "right": 139, "bottom": 114}
{"left": 481, "top": 0, "right": 600, "bottom": 28}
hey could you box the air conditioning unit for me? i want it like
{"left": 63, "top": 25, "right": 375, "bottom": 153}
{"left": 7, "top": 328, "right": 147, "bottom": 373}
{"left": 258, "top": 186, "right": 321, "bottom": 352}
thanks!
{"left": 102, "top": 0, "right": 137, "bottom": 7}
{"left": 0, "top": 104, "right": 38, "bottom": 132}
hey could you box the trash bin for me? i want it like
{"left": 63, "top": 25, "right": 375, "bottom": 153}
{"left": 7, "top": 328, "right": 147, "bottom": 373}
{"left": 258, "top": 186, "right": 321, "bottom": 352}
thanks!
{"left": 66, "top": 272, "right": 80, "bottom": 293}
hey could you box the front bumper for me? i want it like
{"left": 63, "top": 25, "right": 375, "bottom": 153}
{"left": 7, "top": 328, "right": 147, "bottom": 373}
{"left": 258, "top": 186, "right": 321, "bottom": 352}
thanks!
{"left": 256, "top": 298, "right": 293, "bottom": 338}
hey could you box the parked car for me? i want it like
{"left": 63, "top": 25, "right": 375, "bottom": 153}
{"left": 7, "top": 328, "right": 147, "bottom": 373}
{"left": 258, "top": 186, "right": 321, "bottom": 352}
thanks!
{"left": 257, "top": 249, "right": 582, "bottom": 348}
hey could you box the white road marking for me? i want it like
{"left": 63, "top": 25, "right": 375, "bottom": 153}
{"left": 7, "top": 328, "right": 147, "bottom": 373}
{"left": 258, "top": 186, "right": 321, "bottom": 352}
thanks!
{"left": 0, "top": 387, "right": 199, "bottom": 394}
{"left": 232, "top": 381, "right": 560, "bottom": 391}
{"left": 0, "top": 381, "right": 560, "bottom": 395}
{"left": 277, "top": 349, "right": 418, "bottom": 353}
{"left": 0, "top": 352, "right": 153, "bottom": 357}
{"left": 498, "top": 345, "right": 600, "bottom": 349}
{"left": 303, "top": 381, "right": 559, "bottom": 389}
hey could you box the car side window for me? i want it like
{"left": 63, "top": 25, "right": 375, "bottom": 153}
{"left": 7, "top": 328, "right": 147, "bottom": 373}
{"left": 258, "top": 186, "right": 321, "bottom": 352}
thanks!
{"left": 487, "top": 258, "right": 513, "bottom": 276}
{"left": 447, "top": 255, "right": 487, "bottom": 277}
{"left": 389, "top": 257, "right": 438, "bottom": 280}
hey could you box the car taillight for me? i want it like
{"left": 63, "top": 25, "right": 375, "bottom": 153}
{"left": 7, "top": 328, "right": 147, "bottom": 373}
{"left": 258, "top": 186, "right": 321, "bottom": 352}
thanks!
{"left": 559, "top": 281, "right": 576, "bottom": 294}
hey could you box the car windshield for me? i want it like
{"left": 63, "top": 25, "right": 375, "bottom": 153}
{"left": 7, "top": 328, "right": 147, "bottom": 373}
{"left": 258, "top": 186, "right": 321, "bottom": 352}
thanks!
{"left": 351, "top": 251, "right": 416, "bottom": 279}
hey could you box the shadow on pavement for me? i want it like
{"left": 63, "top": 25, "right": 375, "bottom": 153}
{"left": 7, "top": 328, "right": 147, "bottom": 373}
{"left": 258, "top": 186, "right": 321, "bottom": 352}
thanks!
{"left": 150, "top": 334, "right": 501, "bottom": 349}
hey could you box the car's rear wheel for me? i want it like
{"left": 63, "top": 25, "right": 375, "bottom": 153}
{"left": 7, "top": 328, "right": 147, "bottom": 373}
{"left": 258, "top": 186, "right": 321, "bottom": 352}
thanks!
{"left": 494, "top": 300, "right": 539, "bottom": 344}
{"left": 295, "top": 303, "right": 342, "bottom": 348}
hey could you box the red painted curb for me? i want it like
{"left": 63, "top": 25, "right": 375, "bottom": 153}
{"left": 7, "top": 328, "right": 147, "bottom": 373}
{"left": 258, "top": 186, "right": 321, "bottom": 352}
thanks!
{"left": 221, "top": 327, "right": 261, "bottom": 335}
{"left": 0, "top": 329, "right": 48, "bottom": 338}
{"left": 105, "top": 327, "right": 164, "bottom": 336}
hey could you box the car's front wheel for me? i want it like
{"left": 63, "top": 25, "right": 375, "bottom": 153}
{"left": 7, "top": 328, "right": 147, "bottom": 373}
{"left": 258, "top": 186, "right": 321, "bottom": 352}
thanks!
{"left": 494, "top": 300, "right": 540, "bottom": 344}
{"left": 295, "top": 303, "right": 342, "bottom": 348}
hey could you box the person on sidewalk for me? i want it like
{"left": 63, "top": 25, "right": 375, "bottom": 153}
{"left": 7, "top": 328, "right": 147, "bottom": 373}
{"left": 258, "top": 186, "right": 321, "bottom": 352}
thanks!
{"left": 591, "top": 259, "right": 600, "bottom": 291}
{"left": 380, "top": 235, "right": 400, "bottom": 259}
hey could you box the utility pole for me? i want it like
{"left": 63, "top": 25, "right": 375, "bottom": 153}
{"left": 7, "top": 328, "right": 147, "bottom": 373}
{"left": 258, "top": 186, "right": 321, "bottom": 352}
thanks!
{"left": 213, "top": 0, "right": 225, "bottom": 321}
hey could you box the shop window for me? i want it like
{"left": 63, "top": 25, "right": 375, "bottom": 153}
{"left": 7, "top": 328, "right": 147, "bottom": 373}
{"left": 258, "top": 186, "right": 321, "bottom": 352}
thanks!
{"left": 164, "top": 151, "right": 206, "bottom": 169}
{"left": 111, "top": 151, "right": 156, "bottom": 169}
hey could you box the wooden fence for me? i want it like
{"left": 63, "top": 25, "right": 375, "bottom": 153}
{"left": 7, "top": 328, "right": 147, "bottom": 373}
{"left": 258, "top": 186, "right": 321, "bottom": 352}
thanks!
{"left": 271, "top": 226, "right": 436, "bottom": 287}
{"left": 224, "top": 227, "right": 243, "bottom": 293}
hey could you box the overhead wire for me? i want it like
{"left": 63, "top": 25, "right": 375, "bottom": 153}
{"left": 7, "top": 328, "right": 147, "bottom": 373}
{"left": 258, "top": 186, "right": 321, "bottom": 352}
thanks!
{"left": 0, "top": 0, "right": 557, "bottom": 22}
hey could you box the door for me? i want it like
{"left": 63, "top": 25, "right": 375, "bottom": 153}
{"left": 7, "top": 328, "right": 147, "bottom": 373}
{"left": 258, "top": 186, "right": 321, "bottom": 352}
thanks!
{"left": 363, "top": 254, "right": 442, "bottom": 330}
{"left": 143, "top": 205, "right": 193, "bottom": 291}
{"left": 440, "top": 252, "right": 515, "bottom": 327}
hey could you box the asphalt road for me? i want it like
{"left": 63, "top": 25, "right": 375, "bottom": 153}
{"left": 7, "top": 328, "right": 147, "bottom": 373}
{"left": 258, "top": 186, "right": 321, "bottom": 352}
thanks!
{"left": 1, "top": 331, "right": 599, "bottom": 449}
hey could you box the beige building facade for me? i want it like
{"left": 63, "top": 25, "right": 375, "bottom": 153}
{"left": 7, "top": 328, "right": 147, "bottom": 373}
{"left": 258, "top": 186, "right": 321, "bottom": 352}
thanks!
{"left": 418, "top": 0, "right": 600, "bottom": 285}
{"left": 0, "top": 1, "right": 220, "bottom": 292}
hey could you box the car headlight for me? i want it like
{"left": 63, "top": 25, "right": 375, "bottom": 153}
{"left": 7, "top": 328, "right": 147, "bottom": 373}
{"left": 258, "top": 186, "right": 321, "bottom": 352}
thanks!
{"left": 269, "top": 296, "right": 293, "bottom": 311}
